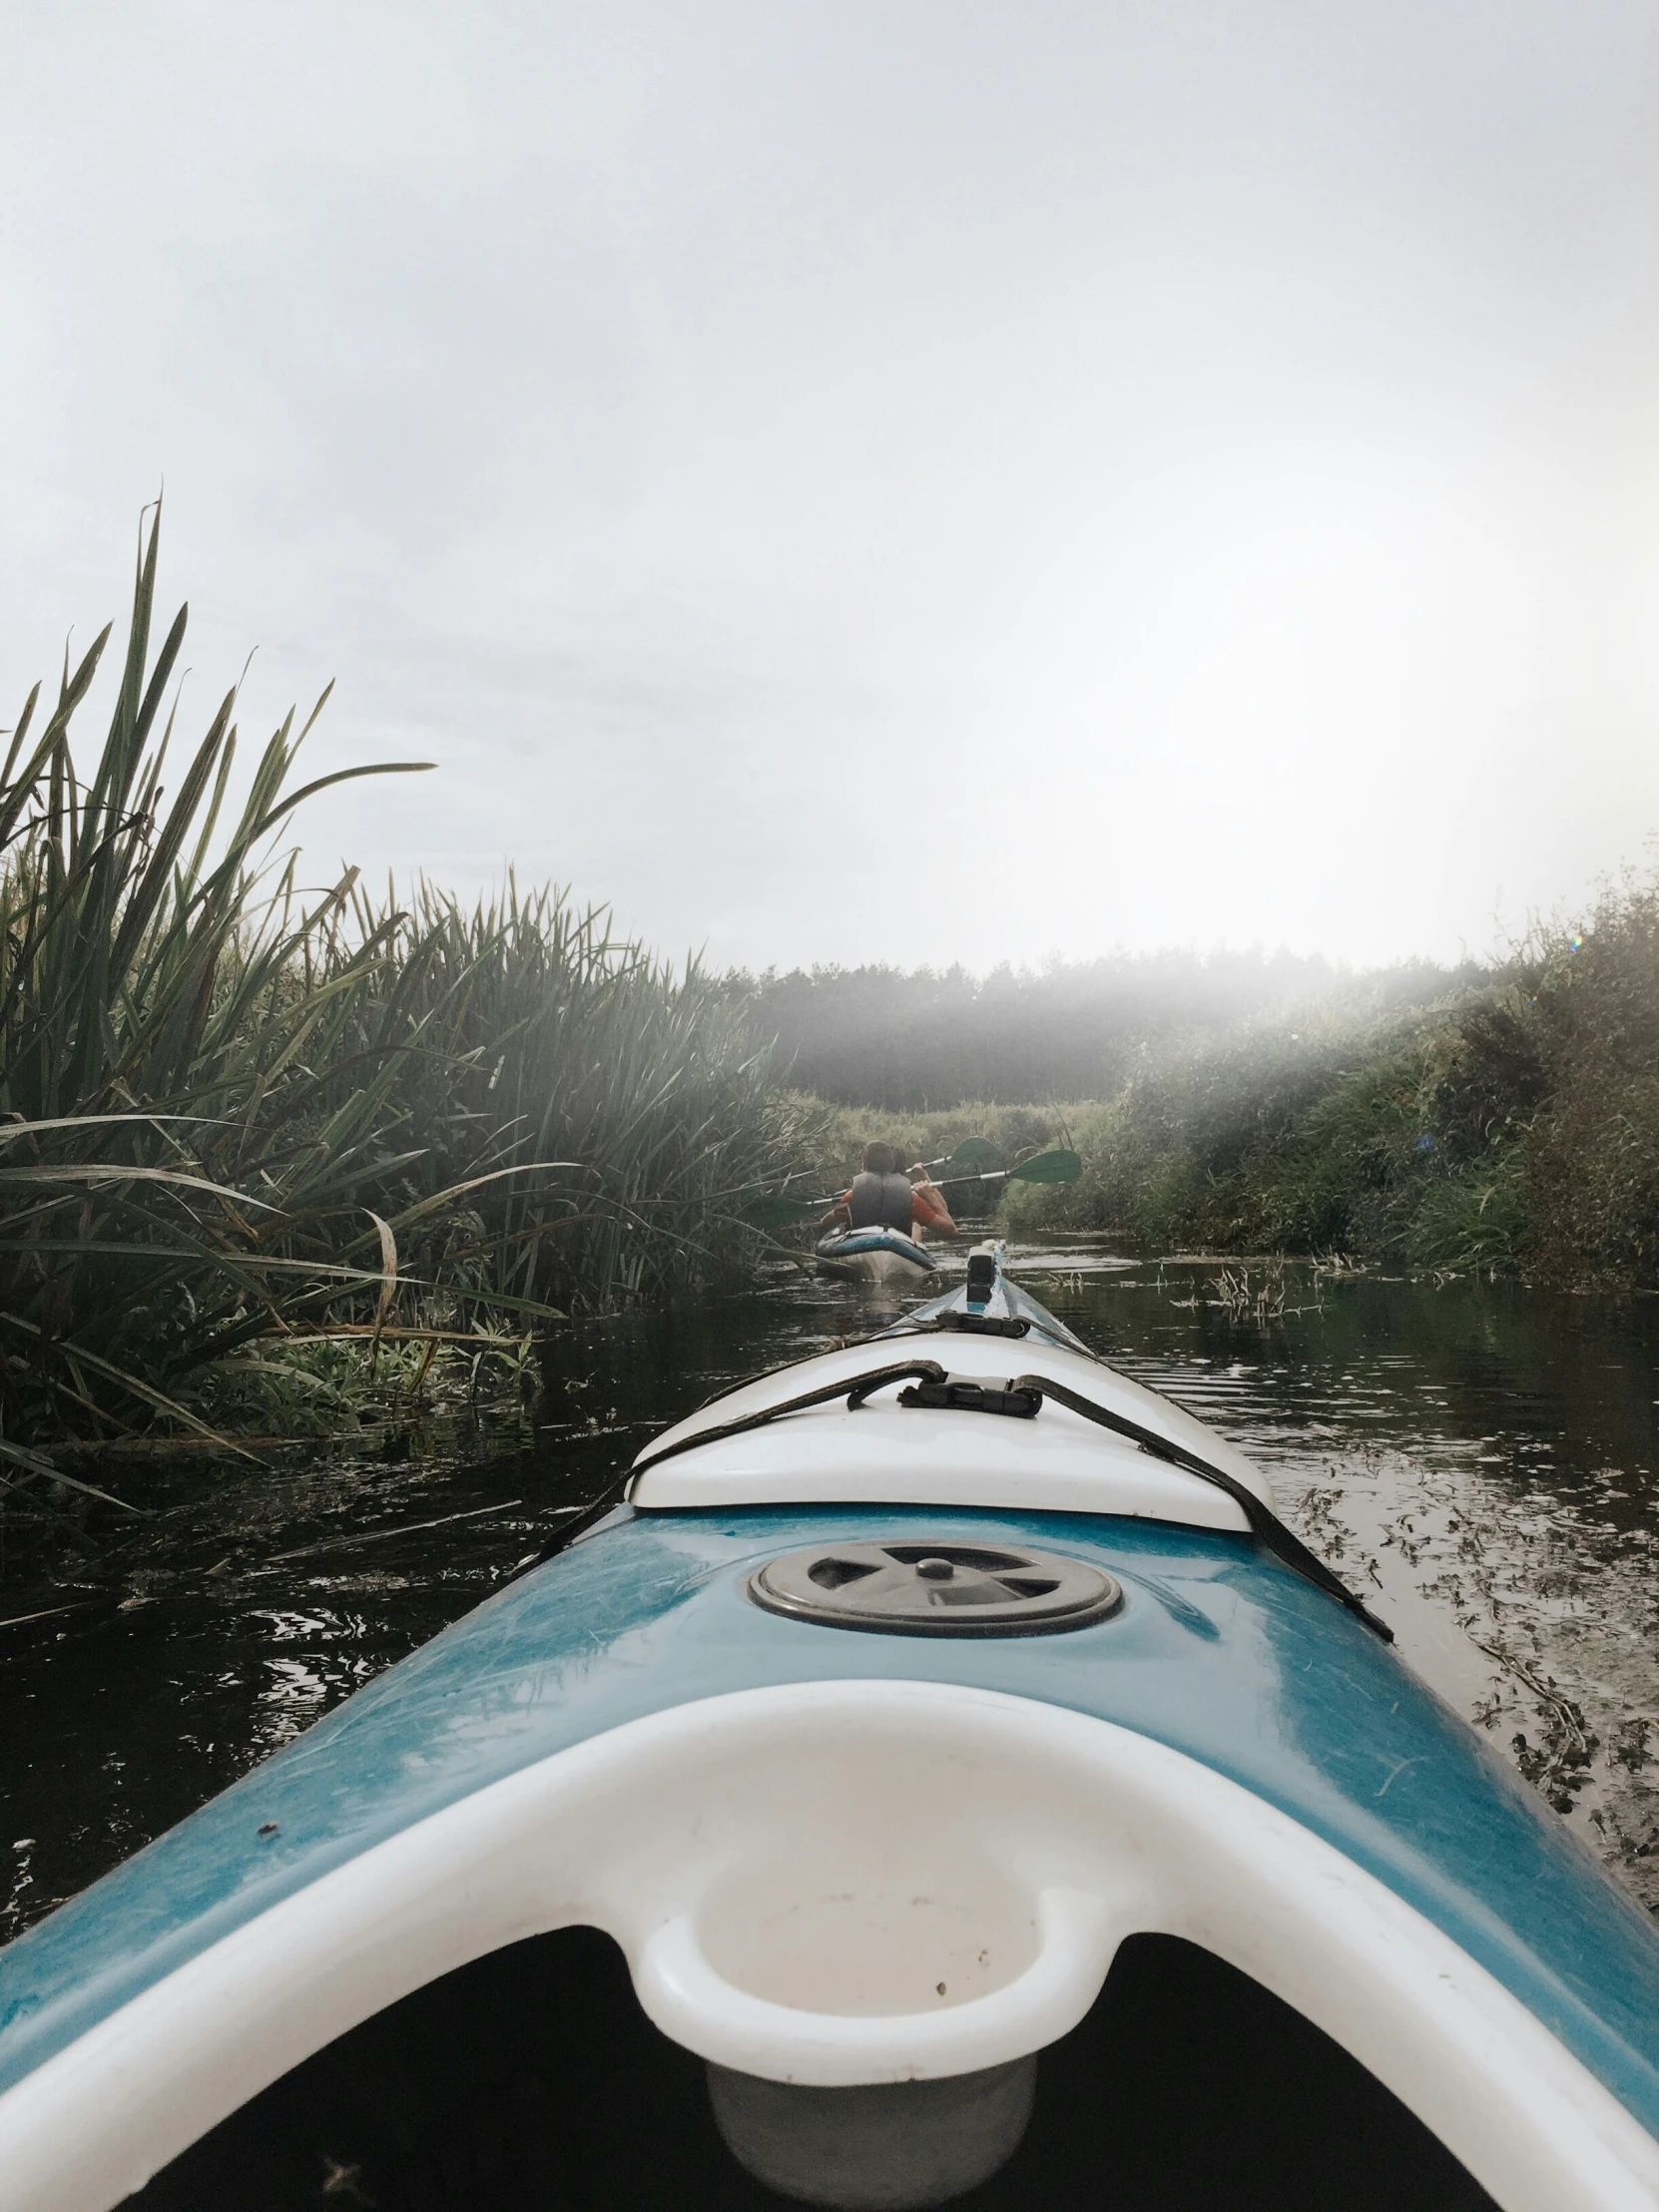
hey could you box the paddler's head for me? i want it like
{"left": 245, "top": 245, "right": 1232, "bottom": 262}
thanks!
{"left": 861, "top": 1141, "right": 897, "bottom": 1174}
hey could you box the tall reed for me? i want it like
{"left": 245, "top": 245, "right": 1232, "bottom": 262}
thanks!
{"left": 326, "top": 879, "right": 791, "bottom": 1318}
{"left": 0, "top": 514, "right": 793, "bottom": 1521}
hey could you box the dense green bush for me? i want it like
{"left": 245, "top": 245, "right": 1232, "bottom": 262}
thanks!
{"left": 1518, "top": 883, "right": 1659, "bottom": 1283}
{"left": 1004, "top": 883, "right": 1659, "bottom": 1288}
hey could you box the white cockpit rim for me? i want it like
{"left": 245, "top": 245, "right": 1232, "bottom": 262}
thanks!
{"left": 3, "top": 1683, "right": 1655, "bottom": 2212}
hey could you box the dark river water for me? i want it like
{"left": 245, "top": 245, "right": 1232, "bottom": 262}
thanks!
{"left": 4, "top": 1236, "right": 1659, "bottom": 1940}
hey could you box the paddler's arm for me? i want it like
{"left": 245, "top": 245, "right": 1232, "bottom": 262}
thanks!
{"left": 908, "top": 1170, "right": 957, "bottom": 1238}
{"left": 820, "top": 1189, "right": 852, "bottom": 1232}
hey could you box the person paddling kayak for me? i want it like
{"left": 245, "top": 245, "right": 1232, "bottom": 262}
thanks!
{"left": 820, "top": 1142, "right": 958, "bottom": 1241}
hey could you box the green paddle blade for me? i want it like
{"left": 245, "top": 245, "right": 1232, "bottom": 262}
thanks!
{"left": 1007, "top": 1148, "right": 1083, "bottom": 1185}
{"left": 945, "top": 1137, "right": 1001, "bottom": 1171}
{"left": 740, "top": 1193, "right": 827, "bottom": 1231}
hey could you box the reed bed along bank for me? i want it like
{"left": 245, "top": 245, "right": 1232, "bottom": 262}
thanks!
{"left": 1001, "top": 884, "right": 1659, "bottom": 1288}
{"left": 0, "top": 516, "right": 796, "bottom": 1535}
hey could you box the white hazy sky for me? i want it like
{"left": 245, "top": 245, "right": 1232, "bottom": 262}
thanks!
{"left": 5, "top": 1, "right": 1659, "bottom": 973}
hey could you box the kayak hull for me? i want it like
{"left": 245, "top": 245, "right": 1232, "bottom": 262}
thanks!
{"left": 814, "top": 1227, "right": 937, "bottom": 1283}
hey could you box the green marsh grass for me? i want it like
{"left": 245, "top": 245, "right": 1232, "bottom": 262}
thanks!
{"left": 0, "top": 515, "right": 795, "bottom": 1535}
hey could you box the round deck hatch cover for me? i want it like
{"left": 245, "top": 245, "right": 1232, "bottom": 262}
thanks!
{"left": 747, "top": 1540, "right": 1122, "bottom": 1637}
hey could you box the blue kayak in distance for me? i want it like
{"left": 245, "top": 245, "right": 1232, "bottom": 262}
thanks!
{"left": 2, "top": 1244, "right": 1659, "bottom": 2212}
{"left": 813, "top": 1225, "right": 938, "bottom": 1284}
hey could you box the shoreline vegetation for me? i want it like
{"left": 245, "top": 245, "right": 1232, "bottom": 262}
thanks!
{"left": 747, "top": 883, "right": 1659, "bottom": 1292}
{"left": 989, "top": 889, "right": 1659, "bottom": 1286}
{"left": 0, "top": 518, "right": 801, "bottom": 1547}
{"left": 8, "top": 521, "right": 1659, "bottom": 1555}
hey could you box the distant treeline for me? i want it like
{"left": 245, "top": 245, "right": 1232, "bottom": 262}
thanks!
{"left": 724, "top": 952, "right": 1464, "bottom": 1110}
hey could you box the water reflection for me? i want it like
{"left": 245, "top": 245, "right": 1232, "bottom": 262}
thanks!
{"left": 1020, "top": 1245, "right": 1659, "bottom": 1905}
{"left": 2, "top": 1237, "right": 1656, "bottom": 1936}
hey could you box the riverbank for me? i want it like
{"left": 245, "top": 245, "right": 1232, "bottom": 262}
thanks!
{"left": 14, "top": 514, "right": 1658, "bottom": 1560}
{"left": 998, "top": 878, "right": 1659, "bottom": 1287}
{"left": 0, "top": 518, "right": 798, "bottom": 1542}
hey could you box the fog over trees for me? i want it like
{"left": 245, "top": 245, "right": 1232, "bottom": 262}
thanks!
{"left": 726, "top": 951, "right": 1466, "bottom": 1109}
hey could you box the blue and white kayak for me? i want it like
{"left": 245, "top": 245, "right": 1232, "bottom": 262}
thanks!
{"left": 814, "top": 1225, "right": 937, "bottom": 1284}
{"left": 3, "top": 1245, "right": 1659, "bottom": 2212}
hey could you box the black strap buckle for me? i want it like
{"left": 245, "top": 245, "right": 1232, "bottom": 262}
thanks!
{"left": 897, "top": 1378, "right": 1042, "bottom": 1419}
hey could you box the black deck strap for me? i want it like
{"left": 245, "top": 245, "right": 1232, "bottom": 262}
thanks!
{"left": 898, "top": 1379, "right": 1042, "bottom": 1419}
{"left": 844, "top": 1361, "right": 948, "bottom": 1410}
{"left": 631, "top": 1360, "right": 947, "bottom": 1475}
{"left": 1007, "top": 1373, "right": 1393, "bottom": 1642}
{"left": 905, "top": 1313, "right": 1032, "bottom": 1340}
{"left": 497, "top": 1478, "right": 630, "bottom": 1587}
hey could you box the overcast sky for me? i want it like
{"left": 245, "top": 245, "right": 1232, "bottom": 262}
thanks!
{"left": 4, "top": 2, "right": 1658, "bottom": 973}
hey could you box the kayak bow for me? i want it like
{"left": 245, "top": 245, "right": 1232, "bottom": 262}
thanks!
{"left": 1, "top": 1245, "right": 1657, "bottom": 2212}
